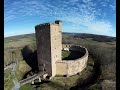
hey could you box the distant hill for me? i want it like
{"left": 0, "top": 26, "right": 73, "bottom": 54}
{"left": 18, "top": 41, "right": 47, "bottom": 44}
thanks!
{"left": 4, "top": 32, "right": 116, "bottom": 42}
{"left": 73, "top": 33, "right": 116, "bottom": 42}
{"left": 4, "top": 33, "right": 35, "bottom": 41}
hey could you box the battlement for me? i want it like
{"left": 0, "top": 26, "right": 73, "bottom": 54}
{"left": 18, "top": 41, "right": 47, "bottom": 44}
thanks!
{"left": 35, "top": 20, "right": 62, "bottom": 29}
{"left": 35, "top": 23, "right": 51, "bottom": 29}
{"left": 55, "top": 20, "right": 62, "bottom": 25}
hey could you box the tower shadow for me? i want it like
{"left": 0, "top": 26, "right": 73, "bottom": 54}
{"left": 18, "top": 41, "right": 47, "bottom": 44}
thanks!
{"left": 21, "top": 45, "right": 39, "bottom": 74}
{"left": 62, "top": 51, "right": 85, "bottom": 60}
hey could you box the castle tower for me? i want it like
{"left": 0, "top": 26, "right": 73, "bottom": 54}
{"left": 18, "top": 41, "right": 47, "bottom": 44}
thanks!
{"left": 35, "top": 20, "right": 62, "bottom": 77}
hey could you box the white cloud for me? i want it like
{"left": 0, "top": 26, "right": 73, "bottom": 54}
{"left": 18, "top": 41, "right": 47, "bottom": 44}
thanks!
{"left": 100, "top": 2, "right": 107, "bottom": 7}
{"left": 61, "top": 15, "right": 114, "bottom": 36}
{"left": 4, "top": 0, "right": 116, "bottom": 36}
{"left": 109, "top": 4, "right": 116, "bottom": 11}
{"left": 88, "top": 21, "right": 113, "bottom": 34}
{"left": 4, "top": 0, "right": 116, "bottom": 21}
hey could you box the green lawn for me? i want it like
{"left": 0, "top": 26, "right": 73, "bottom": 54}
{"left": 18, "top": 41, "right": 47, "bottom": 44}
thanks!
{"left": 62, "top": 50, "right": 71, "bottom": 59}
{"left": 4, "top": 69, "right": 14, "bottom": 90}
{"left": 19, "top": 84, "right": 35, "bottom": 90}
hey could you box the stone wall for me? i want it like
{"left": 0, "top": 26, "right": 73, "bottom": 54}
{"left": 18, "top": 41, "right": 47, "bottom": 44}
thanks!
{"left": 35, "top": 23, "right": 52, "bottom": 76}
{"left": 56, "top": 60, "right": 67, "bottom": 75}
{"left": 50, "top": 21, "right": 62, "bottom": 77}
{"left": 56, "top": 45, "right": 88, "bottom": 76}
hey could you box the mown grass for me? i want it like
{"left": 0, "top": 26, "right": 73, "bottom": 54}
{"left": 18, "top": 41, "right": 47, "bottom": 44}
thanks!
{"left": 4, "top": 78, "right": 14, "bottom": 90}
{"left": 4, "top": 60, "right": 31, "bottom": 90}
{"left": 4, "top": 37, "right": 36, "bottom": 49}
{"left": 4, "top": 69, "right": 14, "bottom": 90}
{"left": 4, "top": 68, "right": 11, "bottom": 78}
{"left": 19, "top": 84, "right": 35, "bottom": 90}
{"left": 16, "top": 60, "right": 31, "bottom": 80}
{"left": 62, "top": 50, "right": 71, "bottom": 59}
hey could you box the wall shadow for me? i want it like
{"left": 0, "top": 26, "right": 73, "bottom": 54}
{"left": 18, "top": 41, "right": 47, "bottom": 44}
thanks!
{"left": 21, "top": 45, "right": 39, "bottom": 73}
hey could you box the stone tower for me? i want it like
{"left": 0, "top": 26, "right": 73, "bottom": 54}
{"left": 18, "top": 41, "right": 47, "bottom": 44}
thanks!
{"left": 35, "top": 20, "right": 62, "bottom": 77}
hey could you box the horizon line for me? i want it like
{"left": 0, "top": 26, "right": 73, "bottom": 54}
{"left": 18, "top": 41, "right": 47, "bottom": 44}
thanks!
{"left": 4, "top": 32, "right": 116, "bottom": 38}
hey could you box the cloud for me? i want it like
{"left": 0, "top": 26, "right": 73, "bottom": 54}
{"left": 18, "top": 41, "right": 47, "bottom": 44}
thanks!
{"left": 61, "top": 15, "right": 114, "bottom": 36}
{"left": 109, "top": 4, "right": 116, "bottom": 11}
{"left": 88, "top": 21, "right": 113, "bottom": 34}
{"left": 4, "top": 0, "right": 115, "bottom": 21}
{"left": 100, "top": 2, "right": 107, "bottom": 7}
{"left": 4, "top": 0, "right": 116, "bottom": 36}
{"left": 4, "top": 0, "right": 94, "bottom": 21}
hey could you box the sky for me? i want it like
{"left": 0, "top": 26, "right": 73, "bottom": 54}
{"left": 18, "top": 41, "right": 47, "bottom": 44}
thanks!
{"left": 4, "top": 0, "right": 116, "bottom": 37}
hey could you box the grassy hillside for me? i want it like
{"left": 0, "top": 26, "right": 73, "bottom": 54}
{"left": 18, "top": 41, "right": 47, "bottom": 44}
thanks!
{"left": 4, "top": 32, "right": 116, "bottom": 90}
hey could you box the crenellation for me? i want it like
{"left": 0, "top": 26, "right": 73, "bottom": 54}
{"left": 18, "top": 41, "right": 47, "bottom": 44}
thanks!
{"left": 35, "top": 23, "right": 50, "bottom": 27}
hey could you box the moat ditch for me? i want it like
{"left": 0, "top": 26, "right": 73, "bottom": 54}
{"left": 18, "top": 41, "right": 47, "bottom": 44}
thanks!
{"left": 70, "top": 56, "right": 101, "bottom": 90}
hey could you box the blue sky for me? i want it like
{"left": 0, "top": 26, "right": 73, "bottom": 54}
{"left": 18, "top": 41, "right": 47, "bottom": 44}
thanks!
{"left": 4, "top": 0, "right": 116, "bottom": 37}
